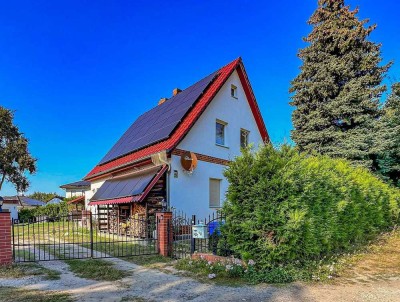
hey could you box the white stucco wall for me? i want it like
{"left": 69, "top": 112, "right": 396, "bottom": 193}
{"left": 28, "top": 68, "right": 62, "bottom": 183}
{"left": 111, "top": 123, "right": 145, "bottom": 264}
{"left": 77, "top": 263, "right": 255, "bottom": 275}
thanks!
{"left": 85, "top": 179, "right": 105, "bottom": 213}
{"left": 177, "top": 70, "right": 263, "bottom": 159}
{"left": 169, "top": 70, "right": 264, "bottom": 218}
{"left": 65, "top": 190, "right": 86, "bottom": 199}
{"left": 2, "top": 204, "right": 18, "bottom": 221}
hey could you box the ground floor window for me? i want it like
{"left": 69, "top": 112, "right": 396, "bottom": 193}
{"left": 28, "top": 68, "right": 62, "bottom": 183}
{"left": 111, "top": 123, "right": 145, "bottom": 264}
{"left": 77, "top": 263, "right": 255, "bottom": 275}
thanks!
{"left": 209, "top": 178, "right": 221, "bottom": 208}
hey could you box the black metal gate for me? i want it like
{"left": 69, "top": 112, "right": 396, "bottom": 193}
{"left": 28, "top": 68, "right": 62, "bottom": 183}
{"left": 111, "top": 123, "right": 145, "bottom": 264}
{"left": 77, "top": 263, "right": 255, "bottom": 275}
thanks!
{"left": 12, "top": 212, "right": 158, "bottom": 262}
{"left": 171, "top": 210, "right": 233, "bottom": 259}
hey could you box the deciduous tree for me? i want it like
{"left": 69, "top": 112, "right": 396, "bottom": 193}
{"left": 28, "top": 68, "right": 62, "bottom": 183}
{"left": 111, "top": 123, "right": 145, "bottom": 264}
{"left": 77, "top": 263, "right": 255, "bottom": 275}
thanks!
{"left": 0, "top": 106, "right": 36, "bottom": 192}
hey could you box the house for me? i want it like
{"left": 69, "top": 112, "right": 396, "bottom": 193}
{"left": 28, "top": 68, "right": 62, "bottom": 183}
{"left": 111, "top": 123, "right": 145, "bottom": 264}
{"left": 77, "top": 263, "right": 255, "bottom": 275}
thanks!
{"left": 2, "top": 197, "right": 19, "bottom": 221}
{"left": 60, "top": 180, "right": 90, "bottom": 198}
{"left": 47, "top": 196, "right": 65, "bottom": 205}
{"left": 83, "top": 58, "right": 269, "bottom": 223}
{"left": 3, "top": 196, "right": 46, "bottom": 221}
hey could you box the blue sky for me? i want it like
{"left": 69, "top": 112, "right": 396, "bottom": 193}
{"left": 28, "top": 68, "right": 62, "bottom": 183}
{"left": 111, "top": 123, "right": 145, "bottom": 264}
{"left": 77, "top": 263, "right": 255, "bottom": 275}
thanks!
{"left": 1, "top": 0, "right": 399, "bottom": 196}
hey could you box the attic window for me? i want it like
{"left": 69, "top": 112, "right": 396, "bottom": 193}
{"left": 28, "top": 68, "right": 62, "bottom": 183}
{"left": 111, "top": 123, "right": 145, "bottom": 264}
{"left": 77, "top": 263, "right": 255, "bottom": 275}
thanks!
{"left": 240, "top": 129, "right": 250, "bottom": 148}
{"left": 231, "top": 84, "right": 238, "bottom": 98}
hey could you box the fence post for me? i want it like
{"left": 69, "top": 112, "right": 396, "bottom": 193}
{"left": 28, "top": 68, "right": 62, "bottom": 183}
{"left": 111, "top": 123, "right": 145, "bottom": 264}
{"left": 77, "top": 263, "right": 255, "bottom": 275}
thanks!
{"left": 191, "top": 215, "right": 196, "bottom": 255}
{"left": 156, "top": 212, "right": 172, "bottom": 257}
{"left": 0, "top": 212, "right": 12, "bottom": 265}
{"left": 89, "top": 211, "right": 94, "bottom": 258}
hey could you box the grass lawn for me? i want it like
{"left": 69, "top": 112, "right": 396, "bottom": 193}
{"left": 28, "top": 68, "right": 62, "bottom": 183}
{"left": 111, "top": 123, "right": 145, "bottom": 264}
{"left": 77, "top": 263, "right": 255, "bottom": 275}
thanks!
{"left": 0, "top": 287, "right": 72, "bottom": 302}
{"left": 65, "top": 258, "right": 130, "bottom": 281}
{"left": 0, "top": 263, "right": 60, "bottom": 280}
{"left": 14, "top": 220, "right": 161, "bottom": 261}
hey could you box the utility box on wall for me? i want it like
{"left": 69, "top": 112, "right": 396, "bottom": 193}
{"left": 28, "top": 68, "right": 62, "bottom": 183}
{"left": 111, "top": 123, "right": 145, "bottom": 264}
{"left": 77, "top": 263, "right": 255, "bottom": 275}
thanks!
{"left": 192, "top": 223, "right": 208, "bottom": 239}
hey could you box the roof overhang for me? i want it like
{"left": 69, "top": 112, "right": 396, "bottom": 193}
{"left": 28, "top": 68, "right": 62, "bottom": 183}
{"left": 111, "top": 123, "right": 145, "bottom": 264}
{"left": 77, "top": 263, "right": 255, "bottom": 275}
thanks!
{"left": 88, "top": 165, "right": 167, "bottom": 206}
{"left": 67, "top": 196, "right": 85, "bottom": 204}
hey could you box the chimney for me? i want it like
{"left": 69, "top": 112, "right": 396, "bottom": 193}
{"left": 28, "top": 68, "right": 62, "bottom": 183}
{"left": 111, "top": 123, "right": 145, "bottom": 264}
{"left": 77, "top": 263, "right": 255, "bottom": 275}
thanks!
{"left": 158, "top": 97, "right": 168, "bottom": 105}
{"left": 173, "top": 88, "right": 182, "bottom": 96}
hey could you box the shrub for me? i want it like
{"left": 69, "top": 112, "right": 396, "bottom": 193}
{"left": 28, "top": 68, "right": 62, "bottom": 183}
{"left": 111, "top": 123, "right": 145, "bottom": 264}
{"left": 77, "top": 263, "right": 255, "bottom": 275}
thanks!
{"left": 18, "top": 208, "right": 36, "bottom": 222}
{"left": 222, "top": 144, "right": 400, "bottom": 269}
{"left": 34, "top": 201, "right": 70, "bottom": 219}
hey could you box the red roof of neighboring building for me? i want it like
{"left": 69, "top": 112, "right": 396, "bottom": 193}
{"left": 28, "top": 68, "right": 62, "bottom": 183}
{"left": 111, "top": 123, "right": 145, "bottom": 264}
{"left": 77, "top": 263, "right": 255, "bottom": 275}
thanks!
{"left": 85, "top": 58, "right": 269, "bottom": 180}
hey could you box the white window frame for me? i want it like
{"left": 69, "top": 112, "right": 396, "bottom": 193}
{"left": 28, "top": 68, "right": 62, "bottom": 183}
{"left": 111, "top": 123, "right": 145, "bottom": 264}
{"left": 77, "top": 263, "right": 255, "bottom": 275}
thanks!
{"left": 209, "top": 178, "right": 222, "bottom": 208}
{"left": 215, "top": 119, "right": 228, "bottom": 147}
{"left": 231, "top": 84, "right": 238, "bottom": 99}
{"left": 240, "top": 128, "right": 250, "bottom": 148}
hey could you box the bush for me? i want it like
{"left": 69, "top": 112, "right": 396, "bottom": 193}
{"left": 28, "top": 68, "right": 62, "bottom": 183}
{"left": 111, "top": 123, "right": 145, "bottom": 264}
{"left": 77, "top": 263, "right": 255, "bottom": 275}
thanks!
{"left": 18, "top": 208, "right": 36, "bottom": 222}
{"left": 222, "top": 144, "right": 400, "bottom": 269}
{"left": 18, "top": 201, "right": 71, "bottom": 221}
{"left": 34, "top": 201, "right": 70, "bottom": 218}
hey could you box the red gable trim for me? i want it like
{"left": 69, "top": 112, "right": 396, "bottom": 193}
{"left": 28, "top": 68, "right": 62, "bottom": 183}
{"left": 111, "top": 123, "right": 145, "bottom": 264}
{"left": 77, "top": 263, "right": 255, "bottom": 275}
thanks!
{"left": 138, "top": 165, "right": 168, "bottom": 202}
{"left": 85, "top": 58, "right": 268, "bottom": 180}
{"left": 88, "top": 196, "right": 136, "bottom": 206}
{"left": 68, "top": 195, "right": 85, "bottom": 204}
{"left": 88, "top": 165, "right": 167, "bottom": 206}
{"left": 237, "top": 62, "right": 270, "bottom": 142}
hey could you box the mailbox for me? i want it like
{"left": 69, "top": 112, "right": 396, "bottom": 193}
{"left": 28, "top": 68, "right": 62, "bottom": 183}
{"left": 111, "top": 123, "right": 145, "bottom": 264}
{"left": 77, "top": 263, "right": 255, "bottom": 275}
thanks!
{"left": 192, "top": 223, "right": 208, "bottom": 239}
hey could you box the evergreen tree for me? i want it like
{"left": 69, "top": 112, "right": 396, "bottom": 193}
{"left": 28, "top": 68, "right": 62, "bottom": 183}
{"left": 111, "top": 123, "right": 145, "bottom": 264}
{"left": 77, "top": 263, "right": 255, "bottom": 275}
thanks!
{"left": 289, "top": 0, "right": 391, "bottom": 169}
{"left": 377, "top": 83, "right": 400, "bottom": 186}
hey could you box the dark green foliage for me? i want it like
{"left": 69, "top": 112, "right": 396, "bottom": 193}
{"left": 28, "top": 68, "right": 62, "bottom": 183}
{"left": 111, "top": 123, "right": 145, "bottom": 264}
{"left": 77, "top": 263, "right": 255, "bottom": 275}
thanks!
{"left": 18, "top": 202, "right": 70, "bottom": 221}
{"left": 376, "top": 83, "right": 400, "bottom": 186}
{"left": 290, "top": 0, "right": 391, "bottom": 169}
{"left": 18, "top": 208, "right": 36, "bottom": 222}
{"left": 34, "top": 201, "right": 69, "bottom": 218}
{"left": 222, "top": 144, "right": 400, "bottom": 269}
{"left": 0, "top": 106, "right": 36, "bottom": 192}
{"left": 28, "top": 192, "right": 59, "bottom": 202}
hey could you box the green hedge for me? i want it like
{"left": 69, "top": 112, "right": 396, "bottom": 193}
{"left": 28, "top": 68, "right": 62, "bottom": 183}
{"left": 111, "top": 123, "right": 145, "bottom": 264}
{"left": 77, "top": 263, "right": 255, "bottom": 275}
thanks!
{"left": 34, "top": 201, "right": 69, "bottom": 218}
{"left": 222, "top": 144, "right": 400, "bottom": 269}
{"left": 18, "top": 201, "right": 70, "bottom": 221}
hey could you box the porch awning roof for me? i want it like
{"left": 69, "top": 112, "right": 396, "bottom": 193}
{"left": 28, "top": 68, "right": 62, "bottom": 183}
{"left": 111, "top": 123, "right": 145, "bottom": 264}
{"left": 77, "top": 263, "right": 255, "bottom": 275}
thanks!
{"left": 68, "top": 195, "right": 85, "bottom": 204}
{"left": 88, "top": 165, "right": 167, "bottom": 206}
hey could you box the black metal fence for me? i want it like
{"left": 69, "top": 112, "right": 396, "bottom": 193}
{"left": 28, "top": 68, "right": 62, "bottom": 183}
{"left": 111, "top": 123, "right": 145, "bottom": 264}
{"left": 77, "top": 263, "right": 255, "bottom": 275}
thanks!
{"left": 171, "top": 209, "right": 233, "bottom": 259}
{"left": 12, "top": 212, "right": 158, "bottom": 262}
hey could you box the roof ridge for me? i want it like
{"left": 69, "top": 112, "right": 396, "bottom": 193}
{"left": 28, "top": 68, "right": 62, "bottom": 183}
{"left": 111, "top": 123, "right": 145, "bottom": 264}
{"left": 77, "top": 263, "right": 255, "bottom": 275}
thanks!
{"left": 85, "top": 58, "right": 244, "bottom": 180}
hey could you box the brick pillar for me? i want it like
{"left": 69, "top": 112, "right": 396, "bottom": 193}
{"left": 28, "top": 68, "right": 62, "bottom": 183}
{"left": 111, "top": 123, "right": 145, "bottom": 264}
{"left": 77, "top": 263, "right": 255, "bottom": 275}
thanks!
{"left": 156, "top": 212, "right": 173, "bottom": 257}
{"left": 0, "top": 212, "right": 12, "bottom": 266}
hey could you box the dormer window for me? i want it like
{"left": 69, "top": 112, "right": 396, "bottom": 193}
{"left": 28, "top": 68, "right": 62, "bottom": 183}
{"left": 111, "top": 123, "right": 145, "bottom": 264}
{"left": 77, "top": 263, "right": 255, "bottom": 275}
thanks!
{"left": 231, "top": 84, "right": 238, "bottom": 98}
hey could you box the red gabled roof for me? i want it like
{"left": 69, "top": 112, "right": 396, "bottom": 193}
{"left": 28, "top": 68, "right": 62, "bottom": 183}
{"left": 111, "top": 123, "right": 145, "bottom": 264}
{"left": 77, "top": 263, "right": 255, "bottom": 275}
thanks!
{"left": 85, "top": 58, "right": 269, "bottom": 180}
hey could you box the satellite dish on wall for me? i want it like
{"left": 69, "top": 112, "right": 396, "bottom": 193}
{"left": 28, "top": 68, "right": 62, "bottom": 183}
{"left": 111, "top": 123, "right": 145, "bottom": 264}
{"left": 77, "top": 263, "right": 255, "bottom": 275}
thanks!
{"left": 180, "top": 151, "right": 198, "bottom": 173}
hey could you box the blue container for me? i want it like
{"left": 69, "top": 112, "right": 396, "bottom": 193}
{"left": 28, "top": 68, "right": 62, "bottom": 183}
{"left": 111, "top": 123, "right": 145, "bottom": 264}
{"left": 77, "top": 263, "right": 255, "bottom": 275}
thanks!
{"left": 208, "top": 221, "right": 221, "bottom": 235}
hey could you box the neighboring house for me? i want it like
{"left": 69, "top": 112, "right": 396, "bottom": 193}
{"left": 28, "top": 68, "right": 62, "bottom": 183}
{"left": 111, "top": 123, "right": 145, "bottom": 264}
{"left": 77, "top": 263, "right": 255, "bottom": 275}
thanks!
{"left": 83, "top": 58, "right": 269, "bottom": 220}
{"left": 60, "top": 180, "right": 90, "bottom": 198}
{"left": 2, "top": 197, "right": 19, "bottom": 221}
{"left": 3, "top": 196, "right": 46, "bottom": 221}
{"left": 47, "top": 196, "right": 65, "bottom": 205}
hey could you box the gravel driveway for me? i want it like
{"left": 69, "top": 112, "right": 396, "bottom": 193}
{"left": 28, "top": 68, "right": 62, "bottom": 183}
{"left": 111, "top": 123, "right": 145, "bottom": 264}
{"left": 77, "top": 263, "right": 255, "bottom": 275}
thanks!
{"left": 1, "top": 254, "right": 400, "bottom": 302}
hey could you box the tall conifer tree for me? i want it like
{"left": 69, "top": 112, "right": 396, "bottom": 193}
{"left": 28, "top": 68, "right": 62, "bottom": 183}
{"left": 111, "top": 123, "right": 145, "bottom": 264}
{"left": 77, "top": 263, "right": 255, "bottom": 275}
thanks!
{"left": 290, "top": 0, "right": 391, "bottom": 168}
{"left": 377, "top": 83, "right": 400, "bottom": 186}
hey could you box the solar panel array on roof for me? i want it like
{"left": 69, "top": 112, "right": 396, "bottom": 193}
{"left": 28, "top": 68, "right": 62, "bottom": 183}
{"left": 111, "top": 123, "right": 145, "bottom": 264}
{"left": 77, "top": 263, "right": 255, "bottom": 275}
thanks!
{"left": 91, "top": 169, "right": 159, "bottom": 201}
{"left": 98, "top": 71, "right": 218, "bottom": 165}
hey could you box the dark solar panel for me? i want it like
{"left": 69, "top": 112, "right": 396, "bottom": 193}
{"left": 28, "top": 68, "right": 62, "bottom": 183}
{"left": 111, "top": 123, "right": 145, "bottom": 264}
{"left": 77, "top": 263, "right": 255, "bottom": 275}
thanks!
{"left": 98, "top": 71, "right": 218, "bottom": 165}
{"left": 91, "top": 169, "right": 158, "bottom": 201}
